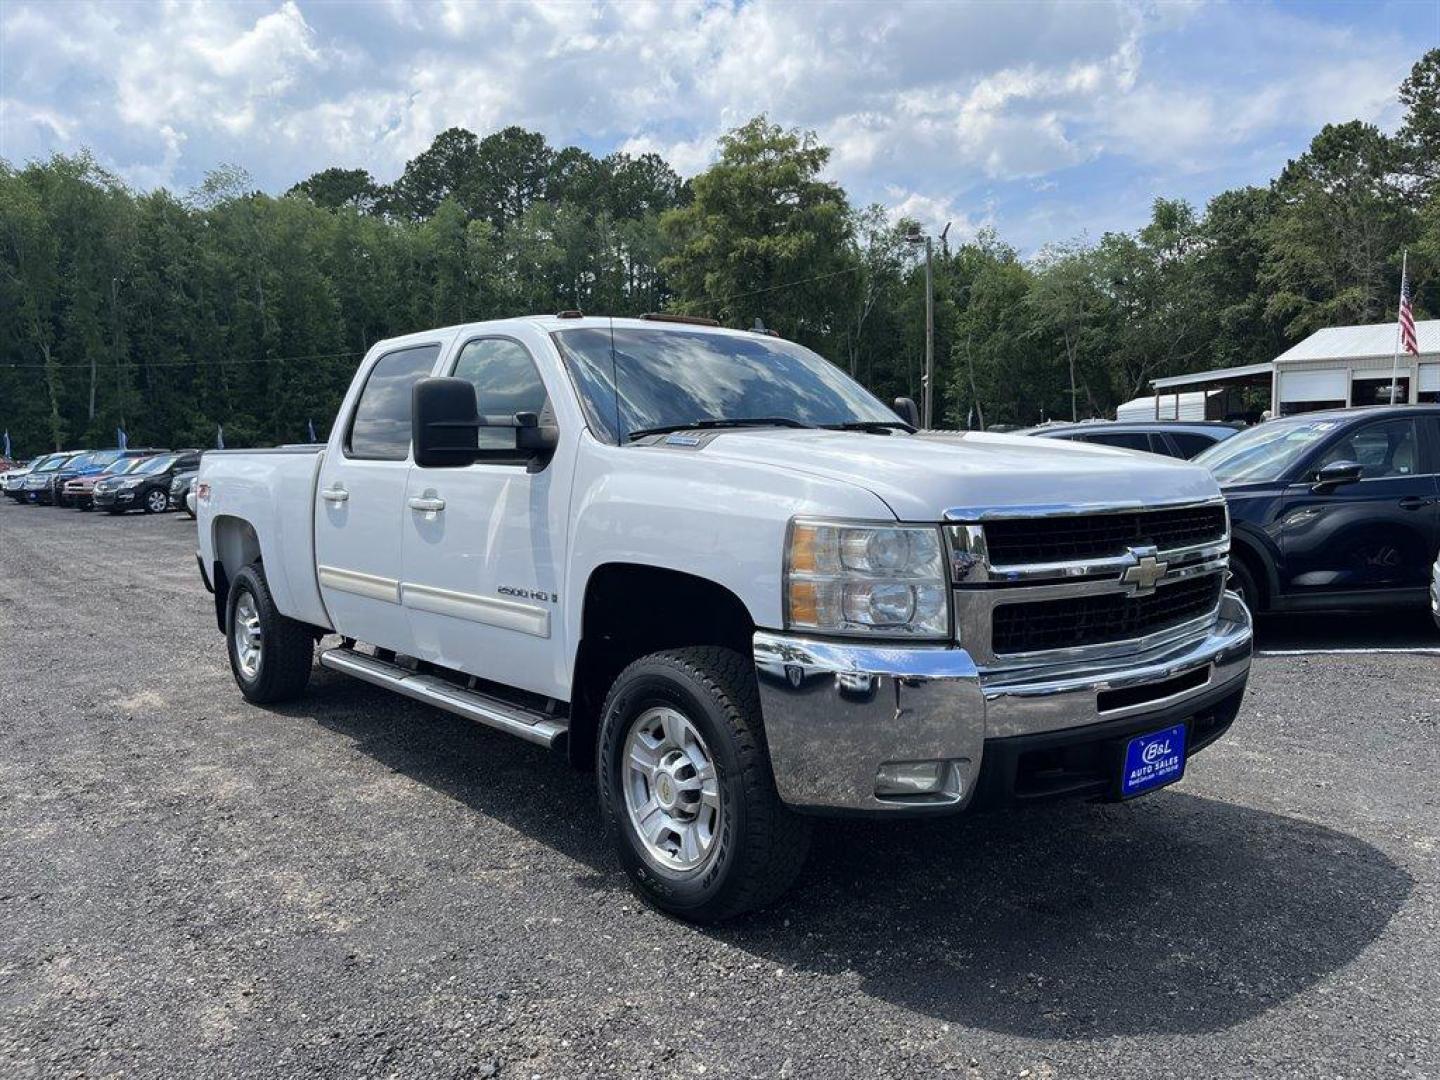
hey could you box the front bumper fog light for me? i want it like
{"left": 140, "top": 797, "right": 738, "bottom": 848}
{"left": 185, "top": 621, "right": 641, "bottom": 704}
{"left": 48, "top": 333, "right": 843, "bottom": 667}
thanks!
{"left": 875, "top": 760, "right": 955, "bottom": 798}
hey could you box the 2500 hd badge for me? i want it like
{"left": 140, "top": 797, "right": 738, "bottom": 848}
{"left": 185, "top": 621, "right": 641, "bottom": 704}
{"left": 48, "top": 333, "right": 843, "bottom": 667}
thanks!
{"left": 498, "top": 585, "right": 558, "bottom": 604}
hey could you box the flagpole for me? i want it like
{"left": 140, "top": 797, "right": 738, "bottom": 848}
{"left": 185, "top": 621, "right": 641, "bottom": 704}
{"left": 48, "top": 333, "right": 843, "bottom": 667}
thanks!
{"left": 1390, "top": 250, "right": 1407, "bottom": 405}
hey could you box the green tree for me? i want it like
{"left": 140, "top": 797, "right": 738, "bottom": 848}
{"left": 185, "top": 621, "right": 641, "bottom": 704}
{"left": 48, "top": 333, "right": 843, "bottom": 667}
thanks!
{"left": 1397, "top": 48, "right": 1440, "bottom": 198}
{"left": 1261, "top": 121, "right": 1413, "bottom": 337}
{"left": 287, "top": 167, "right": 382, "bottom": 212}
{"left": 1027, "top": 238, "right": 1105, "bottom": 420}
{"left": 661, "top": 116, "right": 855, "bottom": 348}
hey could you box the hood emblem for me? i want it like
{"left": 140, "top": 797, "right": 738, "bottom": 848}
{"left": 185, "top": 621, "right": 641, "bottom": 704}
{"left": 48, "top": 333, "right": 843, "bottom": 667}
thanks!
{"left": 1120, "top": 546, "right": 1168, "bottom": 596}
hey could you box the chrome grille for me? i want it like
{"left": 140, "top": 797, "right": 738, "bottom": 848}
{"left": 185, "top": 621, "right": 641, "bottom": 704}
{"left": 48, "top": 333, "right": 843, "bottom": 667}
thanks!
{"left": 982, "top": 504, "right": 1226, "bottom": 566}
{"left": 991, "top": 573, "right": 1224, "bottom": 655}
{"left": 946, "top": 499, "right": 1230, "bottom": 667}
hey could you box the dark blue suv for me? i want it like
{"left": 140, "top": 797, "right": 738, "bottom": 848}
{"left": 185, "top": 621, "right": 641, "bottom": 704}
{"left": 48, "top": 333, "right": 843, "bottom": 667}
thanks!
{"left": 1195, "top": 405, "right": 1440, "bottom": 614}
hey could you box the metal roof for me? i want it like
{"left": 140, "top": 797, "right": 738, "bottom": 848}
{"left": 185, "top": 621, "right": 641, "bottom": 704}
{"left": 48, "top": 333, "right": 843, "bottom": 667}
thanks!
{"left": 1150, "top": 361, "right": 1273, "bottom": 390}
{"left": 1273, "top": 319, "right": 1440, "bottom": 364}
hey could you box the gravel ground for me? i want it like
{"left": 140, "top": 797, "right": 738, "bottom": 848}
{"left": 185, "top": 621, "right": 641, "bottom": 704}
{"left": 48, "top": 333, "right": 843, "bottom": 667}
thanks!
{"left": 1, "top": 498, "right": 1437, "bottom": 1079}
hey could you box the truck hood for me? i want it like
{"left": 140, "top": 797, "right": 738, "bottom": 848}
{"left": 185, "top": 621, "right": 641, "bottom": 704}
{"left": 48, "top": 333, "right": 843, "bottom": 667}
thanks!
{"left": 693, "top": 429, "right": 1220, "bottom": 521}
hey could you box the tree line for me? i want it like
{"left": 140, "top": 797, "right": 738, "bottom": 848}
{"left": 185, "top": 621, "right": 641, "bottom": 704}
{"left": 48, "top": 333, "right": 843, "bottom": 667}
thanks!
{"left": 2, "top": 49, "right": 1437, "bottom": 454}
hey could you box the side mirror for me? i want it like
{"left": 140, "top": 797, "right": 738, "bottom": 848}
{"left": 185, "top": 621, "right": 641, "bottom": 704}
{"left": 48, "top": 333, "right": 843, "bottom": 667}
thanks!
{"left": 413, "top": 377, "right": 481, "bottom": 468}
{"left": 893, "top": 396, "right": 920, "bottom": 428}
{"left": 513, "top": 411, "right": 560, "bottom": 455}
{"left": 413, "top": 379, "right": 561, "bottom": 468}
{"left": 1311, "top": 459, "right": 1363, "bottom": 492}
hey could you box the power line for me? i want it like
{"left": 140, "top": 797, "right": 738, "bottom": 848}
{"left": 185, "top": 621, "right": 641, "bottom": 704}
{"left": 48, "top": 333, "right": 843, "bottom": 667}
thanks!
{"left": 0, "top": 349, "right": 365, "bottom": 371}
{"left": 670, "top": 264, "right": 863, "bottom": 313}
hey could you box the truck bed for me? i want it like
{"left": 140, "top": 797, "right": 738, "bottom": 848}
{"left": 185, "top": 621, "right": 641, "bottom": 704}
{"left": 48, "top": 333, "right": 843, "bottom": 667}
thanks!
{"left": 197, "top": 447, "right": 330, "bottom": 629}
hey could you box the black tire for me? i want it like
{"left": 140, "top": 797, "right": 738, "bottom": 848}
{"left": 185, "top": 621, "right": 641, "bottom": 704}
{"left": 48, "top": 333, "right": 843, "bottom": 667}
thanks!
{"left": 225, "top": 563, "right": 314, "bottom": 704}
{"left": 1228, "top": 557, "right": 1260, "bottom": 614}
{"left": 142, "top": 487, "right": 168, "bottom": 514}
{"left": 598, "top": 646, "right": 811, "bottom": 923}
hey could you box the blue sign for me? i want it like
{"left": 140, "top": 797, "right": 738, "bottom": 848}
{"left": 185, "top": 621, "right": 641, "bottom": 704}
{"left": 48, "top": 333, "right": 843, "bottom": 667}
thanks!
{"left": 1121, "top": 723, "right": 1187, "bottom": 798}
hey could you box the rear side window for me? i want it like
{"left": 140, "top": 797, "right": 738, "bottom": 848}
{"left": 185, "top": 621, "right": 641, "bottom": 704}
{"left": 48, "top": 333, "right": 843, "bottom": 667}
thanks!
{"left": 1168, "top": 432, "right": 1217, "bottom": 458}
{"left": 1085, "top": 431, "right": 1152, "bottom": 452}
{"left": 449, "top": 338, "right": 550, "bottom": 451}
{"left": 346, "top": 344, "right": 440, "bottom": 460}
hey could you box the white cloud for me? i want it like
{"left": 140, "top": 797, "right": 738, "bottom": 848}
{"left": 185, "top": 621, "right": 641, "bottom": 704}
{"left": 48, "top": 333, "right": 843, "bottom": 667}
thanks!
{"left": 0, "top": 0, "right": 1426, "bottom": 249}
{"left": 884, "top": 189, "right": 990, "bottom": 242}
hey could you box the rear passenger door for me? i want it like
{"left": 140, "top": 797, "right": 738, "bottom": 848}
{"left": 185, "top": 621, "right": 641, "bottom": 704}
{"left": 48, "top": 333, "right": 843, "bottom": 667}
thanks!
{"left": 314, "top": 342, "right": 440, "bottom": 653}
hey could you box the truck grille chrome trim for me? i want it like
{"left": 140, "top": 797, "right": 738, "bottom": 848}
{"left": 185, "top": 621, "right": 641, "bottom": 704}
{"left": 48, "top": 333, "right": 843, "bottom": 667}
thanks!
{"left": 992, "top": 573, "right": 1224, "bottom": 656}
{"left": 945, "top": 499, "right": 1230, "bottom": 668}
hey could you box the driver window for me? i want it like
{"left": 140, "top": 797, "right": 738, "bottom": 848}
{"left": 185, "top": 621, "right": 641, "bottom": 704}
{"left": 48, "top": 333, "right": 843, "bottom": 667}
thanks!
{"left": 1317, "top": 419, "right": 1418, "bottom": 479}
{"left": 450, "top": 338, "right": 551, "bottom": 451}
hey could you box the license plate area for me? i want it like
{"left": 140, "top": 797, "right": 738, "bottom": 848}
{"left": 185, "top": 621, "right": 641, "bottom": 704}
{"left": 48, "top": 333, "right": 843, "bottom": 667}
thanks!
{"left": 1120, "top": 723, "right": 1187, "bottom": 799}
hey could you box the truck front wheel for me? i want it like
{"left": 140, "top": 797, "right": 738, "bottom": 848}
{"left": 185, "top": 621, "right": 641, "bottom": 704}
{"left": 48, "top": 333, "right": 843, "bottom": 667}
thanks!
{"left": 598, "top": 647, "right": 811, "bottom": 922}
{"left": 225, "top": 563, "right": 314, "bottom": 704}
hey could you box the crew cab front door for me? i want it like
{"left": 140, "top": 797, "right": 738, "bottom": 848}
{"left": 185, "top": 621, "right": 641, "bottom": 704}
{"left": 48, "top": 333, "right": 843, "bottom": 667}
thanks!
{"left": 314, "top": 342, "right": 440, "bottom": 653}
{"left": 400, "top": 335, "right": 569, "bottom": 700}
{"left": 1279, "top": 416, "right": 1440, "bottom": 599}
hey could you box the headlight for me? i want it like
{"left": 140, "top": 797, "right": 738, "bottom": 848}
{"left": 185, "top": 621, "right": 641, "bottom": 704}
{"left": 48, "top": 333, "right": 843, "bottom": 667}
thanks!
{"left": 120, "top": 477, "right": 144, "bottom": 488}
{"left": 785, "top": 519, "right": 949, "bottom": 638}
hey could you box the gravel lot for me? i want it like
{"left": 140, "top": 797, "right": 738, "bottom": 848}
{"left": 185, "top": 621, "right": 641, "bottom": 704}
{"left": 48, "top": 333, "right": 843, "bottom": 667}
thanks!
{"left": 1, "top": 498, "right": 1437, "bottom": 1079}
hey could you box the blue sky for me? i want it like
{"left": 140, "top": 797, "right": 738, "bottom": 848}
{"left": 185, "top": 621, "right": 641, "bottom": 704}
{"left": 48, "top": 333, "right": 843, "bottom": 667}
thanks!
{"left": 2, "top": 0, "right": 1437, "bottom": 251}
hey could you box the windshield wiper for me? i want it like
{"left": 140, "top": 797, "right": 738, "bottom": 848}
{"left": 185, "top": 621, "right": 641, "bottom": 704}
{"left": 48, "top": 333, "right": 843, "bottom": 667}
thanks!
{"left": 627, "top": 417, "right": 815, "bottom": 442}
{"left": 820, "top": 420, "right": 915, "bottom": 434}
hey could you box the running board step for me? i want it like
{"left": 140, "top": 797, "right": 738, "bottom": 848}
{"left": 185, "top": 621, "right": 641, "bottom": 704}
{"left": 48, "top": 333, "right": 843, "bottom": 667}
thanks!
{"left": 319, "top": 647, "right": 568, "bottom": 750}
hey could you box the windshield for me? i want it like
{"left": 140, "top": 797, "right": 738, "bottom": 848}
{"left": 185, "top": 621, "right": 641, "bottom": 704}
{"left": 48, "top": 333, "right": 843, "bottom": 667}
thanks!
{"left": 1194, "top": 418, "right": 1340, "bottom": 483}
{"left": 37, "top": 454, "right": 76, "bottom": 472}
{"left": 552, "top": 327, "right": 900, "bottom": 443}
{"left": 102, "top": 457, "right": 139, "bottom": 475}
{"left": 133, "top": 455, "right": 177, "bottom": 475}
{"left": 88, "top": 450, "right": 122, "bottom": 467}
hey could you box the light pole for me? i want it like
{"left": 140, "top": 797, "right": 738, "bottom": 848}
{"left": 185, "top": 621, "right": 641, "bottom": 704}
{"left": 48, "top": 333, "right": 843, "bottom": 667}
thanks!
{"left": 906, "top": 221, "right": 949, "bottom": 429}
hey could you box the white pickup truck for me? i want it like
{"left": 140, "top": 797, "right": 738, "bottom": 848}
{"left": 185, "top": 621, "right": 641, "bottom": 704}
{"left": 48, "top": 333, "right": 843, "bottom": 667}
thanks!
{"left": 196, "top": 314, "right": 1252, "bottom": 921}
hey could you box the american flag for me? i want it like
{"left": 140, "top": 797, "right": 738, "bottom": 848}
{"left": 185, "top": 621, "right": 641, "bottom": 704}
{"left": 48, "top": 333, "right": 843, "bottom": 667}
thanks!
{"left": 1400, "top": 266, "right": 1419, "bottom": 357}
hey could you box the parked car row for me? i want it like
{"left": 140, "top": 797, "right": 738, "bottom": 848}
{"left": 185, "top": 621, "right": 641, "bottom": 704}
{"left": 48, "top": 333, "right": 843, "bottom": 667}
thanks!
{"left": 2, "top": 448, "right": 201, "bottom": 517}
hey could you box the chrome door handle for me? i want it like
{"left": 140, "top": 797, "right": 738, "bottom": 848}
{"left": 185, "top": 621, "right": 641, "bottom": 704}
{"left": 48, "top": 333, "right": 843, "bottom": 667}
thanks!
{"left": 1398, "top": 495, "right": 1430, "bottom": 510}
{"left": 408, "top": 496, "right": 445, "bottom": 513}
{"left": 320, "top": 486, "right": 349, "bottom": 503}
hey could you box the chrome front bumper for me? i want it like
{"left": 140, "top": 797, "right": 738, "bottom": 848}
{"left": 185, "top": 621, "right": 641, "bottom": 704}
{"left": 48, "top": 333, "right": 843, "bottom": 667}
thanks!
{"left": 754, "top": 592, "right": 1253, "bottom": 814}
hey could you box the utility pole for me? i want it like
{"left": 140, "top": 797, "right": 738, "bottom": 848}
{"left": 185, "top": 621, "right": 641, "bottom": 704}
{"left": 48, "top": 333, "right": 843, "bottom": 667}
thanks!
{"left": 907, "top": 221, "right": 949, "bottom": 429}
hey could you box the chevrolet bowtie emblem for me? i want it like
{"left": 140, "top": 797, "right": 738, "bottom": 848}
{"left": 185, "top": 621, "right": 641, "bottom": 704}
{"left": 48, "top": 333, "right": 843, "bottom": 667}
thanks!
{"left": 1120, "top": 548, "right": 1168, "bottom": 595}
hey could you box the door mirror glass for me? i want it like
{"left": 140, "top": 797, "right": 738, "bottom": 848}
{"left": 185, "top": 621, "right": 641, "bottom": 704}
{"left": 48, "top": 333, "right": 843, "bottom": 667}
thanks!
{"left": 413, "top": 377, "right": 481, "bottom": 468}
{"left": 1312, "top": 459, "right": 1364, "bottom": 491}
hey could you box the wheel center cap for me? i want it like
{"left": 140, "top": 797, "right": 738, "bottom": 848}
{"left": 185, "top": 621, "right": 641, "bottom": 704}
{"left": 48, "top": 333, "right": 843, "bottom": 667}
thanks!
{"left": 655, "top": 772, "right": 677, "bottom": 810}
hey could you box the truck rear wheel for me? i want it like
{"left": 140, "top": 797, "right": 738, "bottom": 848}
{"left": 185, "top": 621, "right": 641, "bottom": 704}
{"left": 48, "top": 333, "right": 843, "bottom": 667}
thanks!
{"left": 598, "top": 647, "right": 811, "bottom": 922}
{"left": 226, "top": 563, "right": 313, "bottom": 704}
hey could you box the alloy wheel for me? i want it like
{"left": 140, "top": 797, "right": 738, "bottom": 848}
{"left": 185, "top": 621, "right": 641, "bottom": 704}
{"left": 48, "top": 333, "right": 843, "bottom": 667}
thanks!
{"left": 622, "top": 706, "right": 723, "bottom": 871}
{"left": 233, "top": 591, "right": 263, "bottom": 679}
